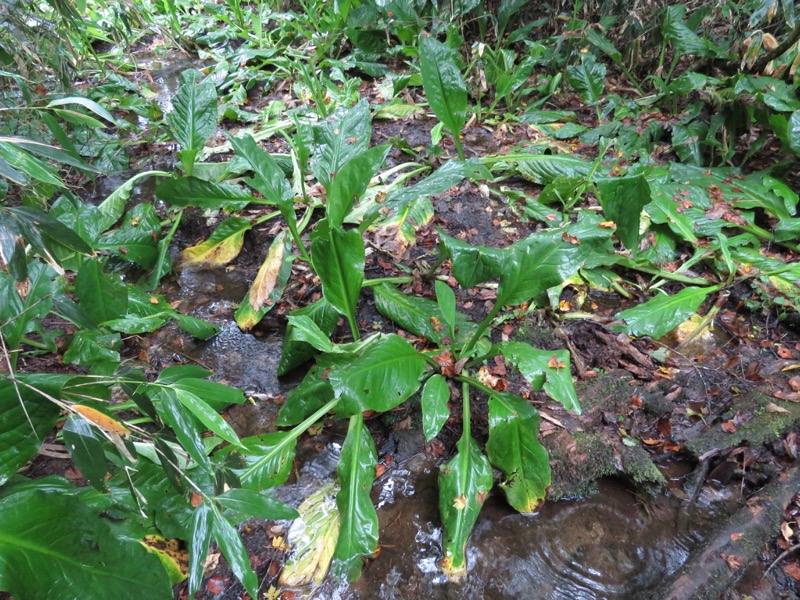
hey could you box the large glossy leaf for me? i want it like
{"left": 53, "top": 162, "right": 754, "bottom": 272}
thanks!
{"left": 419, "top": 35, "right": 468, "bottom": 140}
{"left": 155, "top": 177, "right": 252, "bottom": 210}
{"left": 373, "top": 196, "right": 434, "bottom": 259}
{"left": 97, "top": 203, "right": 161, "bottom": 268}
{"left": 181, "top": 217, "right": 253, "bottom": 269}
{"left": 278, "top": 299, "right": 341, "bottom": 376}
{"left": 166, "top": 69, "right": 218, "bottom": 176}
{"left": 595, "top": 174, "right": 652, "bottom": 251}
{"left": 220, "top": 432, "right": 296, "bottom": 490}
{"left": 75, "top": 260, "right": 129, "bottom": 325}
{"left": 435, "top": 280, "right": 457, "bottom": 342}
{"left": 156, "top": 389, "right": 212, "bottom": 472}
{"left": 438, "top": 232, "right": 505, "bottom": 289}
{"left": 332, "top": 414, "right": 379, "bottom": 581}
{"left": 438, "top": 433, "right": 493, "bottom": 577}
{"left": 498, "top": 342, "right": 579, "bottom": 412}
{"left": 327, "top": 144, "right": 390, "bottom": 227}
{"left": 496, "top": 237, "right": 582, "bottom": 307}
{"left": 235, "top": 231, "right": 294, "bottom": 331}
{"left": 372, "top": 283, "right": 478, "bottom": 347}
{"left": 614, "top": 286, "right": 716, "bottom": 339}
{"left": 215, "top": 488, "right": 299, "bottom": 521}
{"left": 0, "top": 141, "right": 63, "bottom": 187}
{"left": 566, "top": 53, "right": 606, "bottom": 105}
{"left": 326, "top": 334, "right": 427, "bottom": 416}
{"left": 422, "top": 374, "right": 450, "bottom": 441}
{"left": 96, "top": 171, "right": 170, "bottom": 231}
{"left": 486, "top": 392, "right": 550, "bottom": 513}
{"left": 312, "top": 100, "right": 372, "bottom": 190}
{"left": 311, "top": 220, "right": 364, "bottom": 324}
{"left": 188, "top": 502, "right": 211, "bottom": 596}
{"left": 0, "top": 205, "right": 92, "bottom": 262}
{"left": 0, "top": 374, "right": 64, "bottom": 485}
{"left": 169, "top": 377, "right": 246, "bottom": 412}
{"left": 0, "top": 488, "right": 172, "bottom": 599}
{"left": 173, "top": 388, "right": 242, "bottom": 447}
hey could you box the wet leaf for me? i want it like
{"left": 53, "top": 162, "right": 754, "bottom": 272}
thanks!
{"left": 486, "top": 391, "right": 550, "bottom": 513}
{"left": 332, "top": 414, "right": 379, "bottom": 580}
{"left": 277, "top": 365, "right": 336, "bottom": 426}
{"left": 312, "top": 100, "right": 372, "bottom": 190}
{"left": 181, "top": 217, "right": 253, "bottom": 268}
{"left": 0, "top": 488, "right": 172, "bottom": 599}
{"left": 311, "top": 219, "right": 364, "bottom": 325}
{"left": 285, "top": 314, "right": 336, "bottom": 353}
{"left": 215, "top": 488, "right": 298, "bottom": 521}
{"left": 62, "top": 414, "right": 109, "bottom": 491}
{"left": 438, "top": 433, "right": 493, "bottom": 578}
{"left": 614, "top": 286, "right": 716, "bottom": 339}
{"left": 278, "top": 299, "right": 341, "bottom": 376}
{"left": 166, "top": 69, "right": 218, "bottom": 176}
{"left": 235, "top": 231, "right": 294, "bottom": 331}
{"left": 419, "top": 35, "right": 468, "bottom": 143}
{"left": 438, "top": 232, "right": 505, "bottom": 289}
{"left": 220, "top": 431, "right": 296, "bottom": 490}
{"left": 156, "top": 388, "right": 212, "bottom": 472}
{"left": 155, "top": 177, "right": 252, "bottom": 211}
{"left": 498, "top": 342, "right": 580, "bottom": 414}
{"left": 422, "top": 374, "right": 450, "bottom": 441}
{"left": 595, "top": 174, "right": 652, "bottom": 251}
{"left": 229, "top": 134, "right": 293, "bottom": 214}
{"left": 211, "top": 504, "right": 258, "bottom": 599}
{"left": 435, "top": 280, "right": 457, "bottom": 342}
{"left": 172, "top": 388, "right": 242, "bottom": 447}
{"left": 327, "top": 334, "right": 426, "bottom": 416}
{"left": 172, "top": 313, "right": 221, "bottom": 340}
{"left": 75, "top": 259, "right": 129, "bottom": 324}
{"left": 373, "top": 283, "right": 478, "bottom": 347}
{"left": 328, "top": 144, "right": 390, "bottom": 228}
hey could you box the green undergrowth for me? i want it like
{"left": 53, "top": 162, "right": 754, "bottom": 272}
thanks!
{"left": 1, "top": 0, "right": 800, "bottom": 597}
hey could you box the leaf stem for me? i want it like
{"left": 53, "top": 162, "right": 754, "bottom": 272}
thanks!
{"left": 461, "top": 378, "right": 471, "bottom": 440}
{"left": 361, "top": 276, "right": 413, "bottom": 287}
{"left": 458, "top": 301, "right": 501, "bottom": 359}
{"left": 453, "top": 133, "right": 466, "bottom": 161}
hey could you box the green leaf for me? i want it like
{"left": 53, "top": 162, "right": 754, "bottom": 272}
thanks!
{"left": 188, "top": 503, "right": 211, "bottom": 596}
{"left": 438, "top": 433, "right": 493, "bottom": 577}
{"left": 211, "top": 505, "right": 258, "bottom": 599}
{"left": 173, "top": 388, "right": 242, "bottom": 447}
{"left": 419, "top": 34, "right": 468, "bottom": 141}
{"left": 435, "top": 279, "right": 457, "bottom": 341}
{"left": 63, "top": 331, "right": 121, "bottom": 365}
{"left": 220, "top": 432, "right": 296, "bottom": 491}
{"left": 286, "top": 315, "right": 336, "bottom": 353}
{"left": 156, "top": 389, "right": 212, "bottom": 472}
{"left": 486, "top": 392, "right": 550, "bottom": 513}
{"left": 498, "top": 342, "right": 580, "bottom": 414}
{"left": 614, "top": 286, "right": 716, "bottom": 339}
{"left": 595, "top": 174, "right": 652, "bottom": 251}
{"left": 97, "top": 171, "right": 170, "bottom": 231}
{"left": 332, "top": 414, "right": 379, "bottom": 581}
{"left": 97, "top": 203, "right": 161, "bottom": 268}
{"left": 229, "top": 134, "right": 293, "bottom": 213}
{"left": 438, "top": 232, "right": 505, "bottom": 289}
{"left": 312, "top": 100, "right": 373, "bottom": 190}
{"left": 422, "top": 375, "right": 450, "bottom": 441}
{"left": 155, "top": 177, "right": 251, "bottom": 210}
{"left": 513, "top": 153, "right": 595, "bottom": 185}
{"left": 235, "top": 230, "right": 294, "bottom": 331}
{"left": 47, "top": 96, "right": 116, "bottom": 123}
{"left": 0, "top": 141, "right": 63, "bottom": 187}
{"left": 278, "top": 299, "right": 341, "bottom": 376}
{"left": 327, "top": 144, "right": 390, "bottom": 227}
{"left": 173, "top": 314, "right": 221, "bottom": 340}
{"left": 372, "top": 283, "right": 478, "bottom": 347}
{"left": 566, "top": 53, "right": 606, "bottom": 105}
{"left": 311, "top": 219, "right": 364, "bottom": 325}
{"left": 0, "top": 489, "right": 172, "bottom": 599}
{"left": 166, "top": 70, "right": 218, "bottom": 176}
{"left": 170, "top": 378, "right": 245, "bottom": 412}
{"left": 181, "top": 217, "right": 253, "bottom": 268}
{"left": 788, "top": 110, "right": 800, "bottom": 156}
{"left": 215, "top": 489, "right": 299, "bottom": 521}
{"left": 277, "top": 365, "right": 335, "bottom": 426}
{"left": 0, "top": 374, "right": 64, "bottom": 485}
{"left": 75, "top": 260, "right": 129, "bottom": 324}
{"left": 496, "top": 237, "right": 581, "bottom": 307}
{"left": 326, "top": 334, "right": 427, "bottom": 416}
{"left": 62, "top": 414, "right": 109, "bottom": 491}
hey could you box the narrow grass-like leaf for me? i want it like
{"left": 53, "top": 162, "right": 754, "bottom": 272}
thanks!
{"left": 211, "top": 505, "right": 258, "bottom": 599}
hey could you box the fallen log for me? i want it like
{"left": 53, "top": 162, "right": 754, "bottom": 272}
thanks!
{"left": 656, "top": 466, "right": 800, "bottom": 600}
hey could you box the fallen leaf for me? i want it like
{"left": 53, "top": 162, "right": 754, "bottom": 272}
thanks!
{"left": 777, "top": 346, "right": 795, "bottom": 359}
{"left": 790, "top": 376, "right": 800, "bottom": 392}
{"left": 730, "top": 532, "right": 743, "bottom": 542}
{"left": 774, "top": 390, "right": 800, "bottom": 402}
{"left": 206, "top": 578, "right": 226, "bottom": 594}
{"left": 766, "top": 402, "right": 790, "bottom": 414}
{"left": 721, "top": 420, "right": 737, "bottom": 433}
{"left": 783, "top": 562, "right": 800, "bottom": 580}
{"left": 434, "top": 350, "right": 456, "bottom": 377}
{"left": 782, "top": 521, "right": 794, "bottom": 541}
{"left": 548, "top": 356, "right": 566, "bottom": 369}
{"left": 721, "top": 553, "right": 744, "bottom": 570}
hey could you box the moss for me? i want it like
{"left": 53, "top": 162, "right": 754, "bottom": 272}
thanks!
{"left": 511, "top": 322, "right": 555, "bottom": 347}
{"left": 574, "top": 371, "right": 634, "bottom": 411}
{"left": 685, "top": 391, "right": 800, "bottom": 457}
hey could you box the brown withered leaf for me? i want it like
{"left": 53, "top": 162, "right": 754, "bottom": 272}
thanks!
{"left": 777, "top": 346, "right": 795, "bottom": 359}
{"left": 721, "top": 420, "right": 737, "bottom": 433}
{"left": 783, "top": 562, "right": 800, "bottom": 580}
{"left": 774, "top": 390, "right": 800, "bottom": 402}
{"left": 434, "top": 350, "right": 456, "bottom": 377}
{"left": 721, "top": 553, "right": 744, "bottom": 570}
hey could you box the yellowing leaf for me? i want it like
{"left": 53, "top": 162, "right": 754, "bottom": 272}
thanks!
{"left": 72, "top": 405, "right": 130, "bottom": 435}
{"left": 250, "top": 232, "right": 286, "bottom": 309}
{"left": 181, "top": 217, "right": 252, "bottom": 268}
